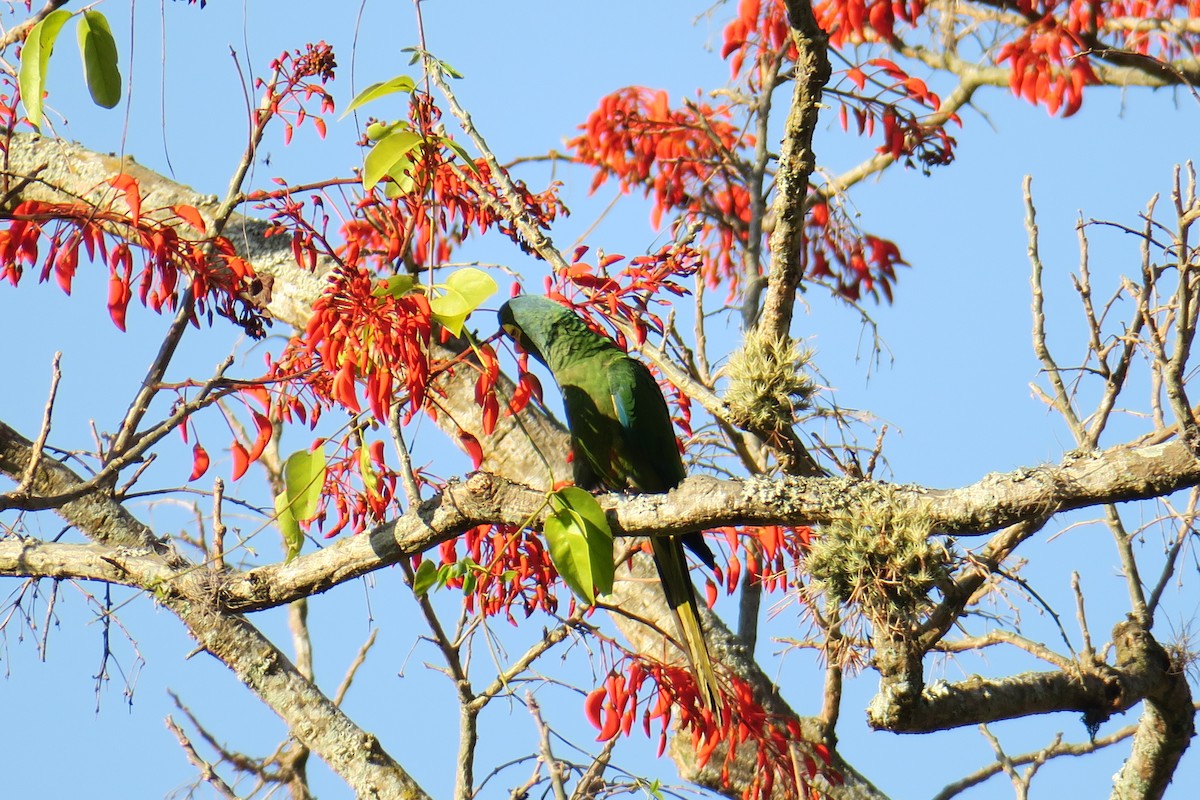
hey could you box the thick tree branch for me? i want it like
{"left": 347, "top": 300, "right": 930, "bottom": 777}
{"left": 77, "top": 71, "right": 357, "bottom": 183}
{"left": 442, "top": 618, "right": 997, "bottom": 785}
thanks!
{"left": 8, "top": 427, "right": 1200, "bottom": 614}
{"left": 757, "top": 0, "right": 830, "bottom": 336}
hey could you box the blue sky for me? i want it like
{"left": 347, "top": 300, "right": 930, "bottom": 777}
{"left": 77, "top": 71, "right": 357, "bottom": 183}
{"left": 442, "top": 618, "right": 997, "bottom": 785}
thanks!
{"left": 1, "top": 2, "right": 1198, "bottom": 798}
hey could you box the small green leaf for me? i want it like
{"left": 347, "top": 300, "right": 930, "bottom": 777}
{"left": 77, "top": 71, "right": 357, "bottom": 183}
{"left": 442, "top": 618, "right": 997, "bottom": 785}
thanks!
{"left": 18, "top": 9, "right": 71, "bottom": 129}
{"left": 444, "top": 267, "right": 498, "bottom": 310}
{"left": 366, "top": 120, "right": 409, "bottom": 141}
{"left": 429, "top": 286, "right": 470, "bottom": 336}
{"left": 359, "top": 445, "right": 380, "bottom": 499}
{"left": 77, "top": 10, "right": 121, "bottom": 109}
{"left": 372, "top": 274, "right": 416, "bottom": 298}
{"left": 430, "top": 268, "right": 498, "bottom": 336}
{"left": 412, "top": 559, "right": 438, "bottom": 596}
{"left": 342, "top": 75, "right": 415, "bottom": 118}
{"left": 363, "top": 130, "right": 423, "bottom": 190}
{"left": 438, "top": 136, "right": 480, "bottom": 175}
{"left": 382, "top": 154, "right": 419, "bottom": 197}
{"left": 274, "top": 491, "right": 304, "bottom": 562}
{"left": 283, "top": 446, "right": 327, "bottom": 521}
{"left": 428, "top": 288, "right": 470, "bottom": 317}
{"left": 436, "top": 59, "right": 464, "bottom": 79}
{"left": 544, "top": 487, "right": 614, "bottom": 603}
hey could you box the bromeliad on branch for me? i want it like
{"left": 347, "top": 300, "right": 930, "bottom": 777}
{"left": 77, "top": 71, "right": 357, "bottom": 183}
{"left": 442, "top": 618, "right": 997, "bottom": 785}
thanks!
{"left": 498, "top": 294, "right": 722, "bottom": 710}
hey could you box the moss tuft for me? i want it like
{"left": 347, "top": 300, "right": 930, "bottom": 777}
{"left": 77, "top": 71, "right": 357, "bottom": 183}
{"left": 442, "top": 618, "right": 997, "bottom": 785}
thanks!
{"left": 724, "top": 331, "right": 816, "bottom": 433}
{"left": 806, "top": 487, "right": 953, "bottom": 626}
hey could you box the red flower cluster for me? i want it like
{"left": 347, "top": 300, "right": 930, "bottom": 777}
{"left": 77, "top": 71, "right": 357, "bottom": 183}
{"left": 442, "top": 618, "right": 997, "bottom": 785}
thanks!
{"left": 313, "top": 438, "right": 397, "bottom": 539}
{"left": 996, "top": 14, "right": 1099, "bottom": 117}
{"left": 547, "top": 245, "right": 701, "bottom": 348}
{"left": 721, "top": 0, "right": 795, "bottom": 84}
{"left": 272, "top": 264, "right": 433, "bottom": 425}
{"left": 836, "top": 58, "right": 958, "bottom": 170}
{"left": 814, "top": 0, "right": 926, "bottom": 48}
{"left": 805, "top": 199, "right": 906, "bottom": 302}
{"left": 258, "top": 41, "right": 337, "bottom": 144}
{"left": 0, "top": 186, "right": 262, "bottom": 335}
{"left": 585, "top": 656, "right": 843, "bottom": 799}
{"left": 434, "top": 524, "right": 561, "bottom": 621}
{"left": 708, "top": 525, "right": 815, "bottom": 598}
{"left": 568, "top": 88, "right": 753, "bottom": 287}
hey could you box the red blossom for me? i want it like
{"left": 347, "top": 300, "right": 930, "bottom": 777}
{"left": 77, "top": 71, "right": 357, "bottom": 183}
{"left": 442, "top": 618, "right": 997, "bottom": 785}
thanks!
{"left": 568, "top": 88, "right": 753, "bottom": 290}
{"left": 585, "top": 654, "right": 843, "bottom": 799}
{"left": 0, "top": 194, "right": 265, "bottom": 335}
{"left": 435, "top": 524, "right": 560, "bottom": 621}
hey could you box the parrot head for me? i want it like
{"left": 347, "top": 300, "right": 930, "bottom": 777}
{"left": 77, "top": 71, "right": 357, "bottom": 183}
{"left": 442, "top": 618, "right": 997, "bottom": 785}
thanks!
{"left": 498, "top": 295, "right": 619, "bottom": 370}
{"left": 497, "top": 295, "right": 552, "bottom": 364}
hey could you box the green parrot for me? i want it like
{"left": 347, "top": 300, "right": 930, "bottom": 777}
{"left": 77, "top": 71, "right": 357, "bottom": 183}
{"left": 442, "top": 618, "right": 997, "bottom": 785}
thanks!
{"left": 499, "top": 294, "right": 721, "bottom": 709}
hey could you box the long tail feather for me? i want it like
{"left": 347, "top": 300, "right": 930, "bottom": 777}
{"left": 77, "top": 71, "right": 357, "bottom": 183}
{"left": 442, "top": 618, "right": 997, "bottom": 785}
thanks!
{"left": 649, "top": 536, "right": 721, "bottom": 711}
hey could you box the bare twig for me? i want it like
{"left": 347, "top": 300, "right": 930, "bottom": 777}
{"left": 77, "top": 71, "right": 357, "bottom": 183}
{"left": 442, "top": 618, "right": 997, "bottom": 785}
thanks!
{"left": 14, "top": 352, "right": 62, "bottom": 496}
{"left": 165, "top": 715, "right": 241, "bottom": 800}
{"left": 1071, "top": 572, "right": 1094, "bottom": 661}
{"left": 1027, "top": 176, "right": 1087, "bottom": 441}
{"left": 211, "top": 477, "right": 227, "bottom": 570}
{"left": 527, "top": 692, "right": 568, "bottom": 800}
{"left": 332, "top": 628, "right": 379, "bottom": 707}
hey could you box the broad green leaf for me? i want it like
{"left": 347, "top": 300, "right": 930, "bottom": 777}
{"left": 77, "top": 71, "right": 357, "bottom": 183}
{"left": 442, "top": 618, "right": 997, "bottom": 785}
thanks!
{"left": 363, "top": 130, "right": 422, "bottom": 190}
{"left": 77, "top": 10, "right": 121, "bottom": 109}
{"left": 430, "top": 268, "right": 498, "bottom": 336}
{"left": 545, "top": 507, "right": 595, "bottom": 603}
{"left": 444, "top": 267, "right": 498, "bottom": 311}
{"left": 372, "top": 274, "right": 416, "bottom": 298}
{"left": 412, "top": 559, "right": 438, "bottom": 596}
{"left": 366, "top": 120, "right": 409, "bottom": 141}
{"left": 429, "top": 287, "right": 471, "bottom": 337}
{"left": 342, "top": 75, "right": 416, "bottom": 118}
{"left": 283, "top": 446, "right": 327, "bottom": 521}
{"left": 18, "top": 9, "right": 71, "bottom": 129}
{"left": 274, "top": 491, "right": 303, "bottom": 562}
{"left": 544, "top": 487, "right": 614, "bottom": 603}
{"left": 383, "top": 154, "right": 419, "bottom": 198}
{"left": 439, "top": 136, "right": 480, "bottom": 175}
{"left": 555, "top": 487, "right": 611, "bottom": 539}
{"left": 429, "top": 287, "right": 470, "bottom": 316}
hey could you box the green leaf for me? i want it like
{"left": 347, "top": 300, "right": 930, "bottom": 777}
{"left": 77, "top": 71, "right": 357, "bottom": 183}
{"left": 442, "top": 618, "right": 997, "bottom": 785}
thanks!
{"left": 282, "top": 446, "right": 327, "bottom": 521}
{"left": 438, "top": 136, "right": 480, "bottom": 174}
{"left": 429, "top": 286, "right": 470, "bottom": 337}
{"left": 435, "top": 59, "right": 464, "bottom": 79}
{"left": 544, "top": 487, "right": 614, "bottom": 604}
{"left": 444, "top": 267, "right": 498, "bottom": 310}
{"left": 412, "top": 559, "right": 438, "bottom": 596}
{"left": 430, "top": 268, "right": 498, "bottom": 336}
{"left": 372, "top": 274, "right": 416, "bottom": 298}
{"left": 366, "top": 120, "right": 409, "bottom": 141}
{"left": 342, "top": 75, "right": 416, "bottom": 118}
{"left": 274, "top": 491, "right": 304, "bottom": 562}
{"left": 77, "top": 10, "right": 121, "bottom": 109}
{"left": 359, "top": 444, "right": 380, "bottom": 499}
{"left": 363, "top": 130, "right": 423, "bottom": 190}
{"left": 18, "top": 9, "right": 71, "bottom": 130}
{"left": 382, "top": 154, "right": 419, "bottom": 198}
